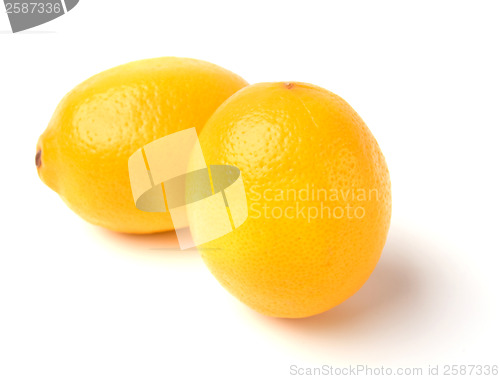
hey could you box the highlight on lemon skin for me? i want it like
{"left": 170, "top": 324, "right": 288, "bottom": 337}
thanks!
{"left": 35, "top": 57, "right": 248, "bottom": 234}
{"left": 190, "top": 81, "right": 391, "bottom": 318}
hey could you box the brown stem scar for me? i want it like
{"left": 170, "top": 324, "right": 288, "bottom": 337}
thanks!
{"left": 36, "top": 149, "right": 42, "bottom": 168}
{"left": 284, "top": 82, "right": 295, "bottom": 89}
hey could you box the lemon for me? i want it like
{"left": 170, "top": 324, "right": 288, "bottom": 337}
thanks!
{"left": 36, "top": 57, "right": 248, "bottom": 233}
{"left": 190, "top": 82, "right": 391, "bottom": 318}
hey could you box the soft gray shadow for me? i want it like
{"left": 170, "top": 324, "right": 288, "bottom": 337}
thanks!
{"left": 90, "top": 227, "right": 201, "bottom": 265}
{"left": 285, "top": 232, "right": 419, "bottom": 328}
{"left": 96, "top": 227, "right": 181, "bottom": 249}
{"left": 242, "top": 225, "right": 465, "bottom": 363}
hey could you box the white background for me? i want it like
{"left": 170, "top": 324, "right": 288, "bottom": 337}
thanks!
{"left": 1, "top": 1, "right": 499, "bottom": 378}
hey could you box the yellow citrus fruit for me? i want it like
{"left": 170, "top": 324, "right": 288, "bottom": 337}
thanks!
{"left": 36, "top": 57, "right": 248, "bottom": 233}
{"left": 191, "top": 82, "right": 391, "bottom": 318}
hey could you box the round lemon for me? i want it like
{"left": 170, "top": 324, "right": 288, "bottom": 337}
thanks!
{"left": 190, "top": 82, "right": 391, "bottom": 318}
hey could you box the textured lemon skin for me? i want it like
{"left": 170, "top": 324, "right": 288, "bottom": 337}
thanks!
{"left": 191, "top": 82, "right": 391, "bottom": 318}
{"left": 36, "top": 57, "right": 248, "bottom": 233}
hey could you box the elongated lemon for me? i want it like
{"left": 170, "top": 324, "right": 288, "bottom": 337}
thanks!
{"left": 36, "top": 57, "right": 248, "bottom": 233}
